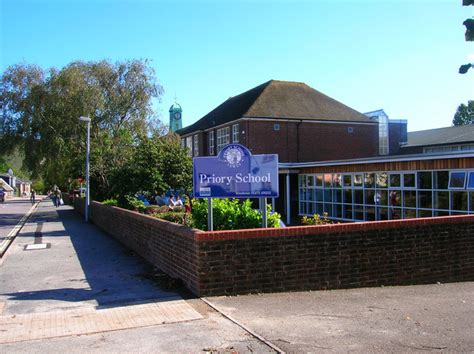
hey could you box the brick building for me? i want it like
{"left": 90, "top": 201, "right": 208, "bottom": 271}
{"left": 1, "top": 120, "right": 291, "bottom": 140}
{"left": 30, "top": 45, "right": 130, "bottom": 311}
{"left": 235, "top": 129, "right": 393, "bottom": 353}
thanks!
{"left": 177, "top": 80, "right": 381, "bottom": 162}
{"left": 178, "top": 80, "right": 474, "bottom": 224}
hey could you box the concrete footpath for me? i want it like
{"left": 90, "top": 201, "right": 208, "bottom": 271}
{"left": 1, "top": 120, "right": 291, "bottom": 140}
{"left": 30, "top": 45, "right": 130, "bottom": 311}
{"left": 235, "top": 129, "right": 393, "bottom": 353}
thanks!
{"left": 1, "top": 199, "right": 473, "bottom": 352}
{"left": 0, "top": 199, "right": 273, "bottom": 352}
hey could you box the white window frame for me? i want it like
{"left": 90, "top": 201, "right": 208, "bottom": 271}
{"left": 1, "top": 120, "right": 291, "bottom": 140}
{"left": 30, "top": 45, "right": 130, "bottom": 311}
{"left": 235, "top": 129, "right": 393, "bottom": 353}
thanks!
{"left": 209, "top": 131, "right": 214, "bottom": 155}
{"left": 185, "top": 136, "right": 192, "bottom": 157}
{"left": 193, "top": 134, "right": 199, "bottom": 157}
{"left": 217, "top": 127, "right": 230, "bottom": 153}
{"left": 232, "top": 124, "right": 239, "bottom": 143}
{"left": 449, "top": 171, "right": 467, "bottom": 189}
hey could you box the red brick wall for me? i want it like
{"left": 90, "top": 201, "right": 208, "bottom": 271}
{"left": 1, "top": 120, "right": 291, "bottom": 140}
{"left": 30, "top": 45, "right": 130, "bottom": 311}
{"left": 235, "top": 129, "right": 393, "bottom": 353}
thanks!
{"left": 74, "top": 199, "right": 474, "bottom": 297}
{"left": 246, "top": 120, "right": 378, "bottom": 162}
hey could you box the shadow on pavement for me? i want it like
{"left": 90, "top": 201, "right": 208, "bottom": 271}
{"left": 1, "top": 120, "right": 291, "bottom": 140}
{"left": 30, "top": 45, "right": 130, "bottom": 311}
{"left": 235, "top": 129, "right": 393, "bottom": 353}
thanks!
{"left": 3, "top": 203, "right": 194, "bottom": 309}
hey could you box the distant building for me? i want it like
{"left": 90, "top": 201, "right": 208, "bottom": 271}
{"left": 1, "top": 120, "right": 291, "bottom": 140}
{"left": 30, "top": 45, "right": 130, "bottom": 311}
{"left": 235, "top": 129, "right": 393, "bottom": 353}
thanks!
{"left": 401, "top": 124, "right": 474, "bottom": 155}
{"left": 169, "top": 102, "right": 183, "bottom": 133}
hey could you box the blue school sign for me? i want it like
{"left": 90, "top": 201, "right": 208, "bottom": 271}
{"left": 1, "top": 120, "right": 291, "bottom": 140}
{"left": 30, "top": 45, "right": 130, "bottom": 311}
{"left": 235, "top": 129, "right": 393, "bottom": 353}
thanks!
{"left": 193, "top": 144, "right": 279, "bottom": 198}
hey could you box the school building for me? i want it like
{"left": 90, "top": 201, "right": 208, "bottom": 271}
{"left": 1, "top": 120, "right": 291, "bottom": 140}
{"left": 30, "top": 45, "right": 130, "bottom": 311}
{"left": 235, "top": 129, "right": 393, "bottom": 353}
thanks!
{"left": 176, "top": 80, "right": 474, "bottom": 224}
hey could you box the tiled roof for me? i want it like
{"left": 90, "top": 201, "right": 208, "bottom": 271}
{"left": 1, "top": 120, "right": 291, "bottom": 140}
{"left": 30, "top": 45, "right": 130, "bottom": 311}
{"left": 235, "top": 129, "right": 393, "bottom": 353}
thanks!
{"left": 177, "top": 80, "right": 373, "bottom": 135}
{"left": 406, "top": 124, "right": 474, "bottom": 147}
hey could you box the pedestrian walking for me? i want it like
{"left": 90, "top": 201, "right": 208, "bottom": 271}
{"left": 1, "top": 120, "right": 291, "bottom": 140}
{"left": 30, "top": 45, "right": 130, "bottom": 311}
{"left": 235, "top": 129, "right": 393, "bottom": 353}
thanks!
{"left": 30, "top": 189, "right": 36, "bottom": 204}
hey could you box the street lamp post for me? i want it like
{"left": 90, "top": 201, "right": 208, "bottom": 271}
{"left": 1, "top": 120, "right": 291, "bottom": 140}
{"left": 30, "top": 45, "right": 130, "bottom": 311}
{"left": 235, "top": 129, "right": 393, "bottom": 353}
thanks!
{"left": 79, "top": 116, "right": 91, "bottom": 222}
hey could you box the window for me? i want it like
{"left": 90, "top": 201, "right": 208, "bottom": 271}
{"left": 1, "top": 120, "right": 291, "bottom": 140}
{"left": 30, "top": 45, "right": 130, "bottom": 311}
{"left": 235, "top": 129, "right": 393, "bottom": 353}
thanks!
{"left": 274, "top": 124, "right": 280, "bottom": 131}
{"left": 449, "top": 172, "right": 466, "bottom": 189}
{"left": 232, "top": 124, "right": 239, "bottom": 143}
{"left": 217, "top": 127, "right": 230, "bottom": 152}
{"left": 208, "top": 131, "right": 214, "bottom": 155}
{"left": 193, "top": 134, "right": 199, "bottom": 157}
{"left": 468, "top": 172, "right": 474, "bottom": 189}
{"left": 403, "top": 174, "right": 416, "bottom": 188}
{"left": 378, "top": 115, "right": 389, "bottom": 155}
{"left": 185, "top": 136, "right": 192, "bottom": 157}
{"left": 181, "top": 138, "right": 185, "bottom": 148}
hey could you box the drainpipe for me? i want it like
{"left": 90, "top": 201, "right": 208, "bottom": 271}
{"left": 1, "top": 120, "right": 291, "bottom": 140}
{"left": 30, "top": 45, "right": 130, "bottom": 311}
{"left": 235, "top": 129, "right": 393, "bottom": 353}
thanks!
{"left": 286, "top": 173, "right": 290, "bottom": 225}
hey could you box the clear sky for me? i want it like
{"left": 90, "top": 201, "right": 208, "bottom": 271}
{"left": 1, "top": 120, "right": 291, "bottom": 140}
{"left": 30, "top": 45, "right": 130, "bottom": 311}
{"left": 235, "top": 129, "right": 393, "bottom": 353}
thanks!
{"left": 1, "top": 0, "right": 473, "bottom": 132}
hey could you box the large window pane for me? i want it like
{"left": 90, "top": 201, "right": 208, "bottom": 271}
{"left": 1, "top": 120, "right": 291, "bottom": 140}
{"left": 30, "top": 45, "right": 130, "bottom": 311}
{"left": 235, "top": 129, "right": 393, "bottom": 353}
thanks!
{"left": 343, "top": 189, "right": 353, "bottom": 203}
{"left": 316, "top": 189, "right": 323, "bottom": 201}
{"left": 376, "top": 173, "right": 388, "bottom": 188}
{"left": 452, "top": 191, "right": 468, "bottom": 211}
{"left": 418, "top": 191, "right": 432, "bottom": 209}
{"left": 333, "top": 189, "right": 342, "bottom": 203}
{"left": 418, "top": 172, "right": 432, "bottom": 189}
{"left": 354, "top": 174, "right": 363, "bottom": 187}
{"left": 364, "top": 173, "right": 375, "bottom": 188}
{"left": 403, "top": 174, "right": 416, "bottom": 188}
{"left": 365, "top": 190, "right": 375, "bottom": 205}
{"left": 343, "top": 204, "right": 353, "bottom": 219}
{"left": 323, "top": 174, "right": 332, "bottom": 188}
{"left": 435, "top": 191, "right": 449, "bottom": 210}
{"left": 389, "top": 190, "right": 401, "bottom": 208}
{"left": 343, "top": 175, "right": 352, "bottom": 187}
{"left": 390, "top": 174, "right": 401, "bottom": 187}
{"left": 315, "top": 175, "right": 323, "bottom": 187}
{"left": 324, "top": 189, "right": 332, "bottom": 202}
{"left": 333, "top": 174, "right": 342, "bottom": 188}
{"left": 354, "top": 190, "right": 363, "bottom": 204}
{"left": 365, "top": 207, "right": 376, "bottom": 221}
{"left": 403, "top": 209, "right": 416, "bottom": 219}
{"left": 306, "top": 175, "right": 314, "bottom": 187}
{"left": 378, "top": 190, "right": 388, "bottom": 206}
{"left": 403, "top": 191, "right": 416, "bottom": 208}
{"left": 470, "top": 192, "right": 474, "bottom": 212}
{"left": 435, "top": 171, "right": 449, "bottom": 189}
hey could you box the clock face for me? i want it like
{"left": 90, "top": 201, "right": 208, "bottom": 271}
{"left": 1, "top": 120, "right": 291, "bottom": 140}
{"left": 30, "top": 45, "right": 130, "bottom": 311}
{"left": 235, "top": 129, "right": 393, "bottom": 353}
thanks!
{"left": 174, "top": 112, "right": 181, "bottom": 120}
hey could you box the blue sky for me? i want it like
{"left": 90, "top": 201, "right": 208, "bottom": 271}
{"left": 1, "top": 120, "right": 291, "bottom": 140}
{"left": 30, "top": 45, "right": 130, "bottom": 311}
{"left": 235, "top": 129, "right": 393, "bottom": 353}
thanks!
{"left": 1, "top": 0, "right": 473, "bottom": 132}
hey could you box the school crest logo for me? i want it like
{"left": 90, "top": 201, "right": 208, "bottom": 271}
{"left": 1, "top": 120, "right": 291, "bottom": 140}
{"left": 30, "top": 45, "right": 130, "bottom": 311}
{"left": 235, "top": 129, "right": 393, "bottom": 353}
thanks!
{"left": 223, "top": 146, "right": 244, "bottom": 168}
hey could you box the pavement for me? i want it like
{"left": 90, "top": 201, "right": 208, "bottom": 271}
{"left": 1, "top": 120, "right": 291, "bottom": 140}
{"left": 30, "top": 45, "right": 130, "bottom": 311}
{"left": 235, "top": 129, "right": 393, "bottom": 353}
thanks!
{"left": 0, "top": 198, "right": 473, "bottom": 352}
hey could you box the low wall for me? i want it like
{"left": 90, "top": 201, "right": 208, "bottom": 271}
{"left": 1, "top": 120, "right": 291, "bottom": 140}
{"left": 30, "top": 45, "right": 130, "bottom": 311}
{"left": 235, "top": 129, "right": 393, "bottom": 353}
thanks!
{"left": 74, "top": 198, "right": 474, "bottom": 296}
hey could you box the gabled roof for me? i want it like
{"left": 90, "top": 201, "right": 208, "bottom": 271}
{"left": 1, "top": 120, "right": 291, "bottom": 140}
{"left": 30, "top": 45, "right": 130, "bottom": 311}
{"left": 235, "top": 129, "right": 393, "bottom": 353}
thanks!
{"left": 177, "top": 80, "right": 374, "bottom": 135}
{"left": 405, "top": 124, "right": 474, "bottom": 147}
{"left": 0, "top": 178, "right": 14, "bottom": 191}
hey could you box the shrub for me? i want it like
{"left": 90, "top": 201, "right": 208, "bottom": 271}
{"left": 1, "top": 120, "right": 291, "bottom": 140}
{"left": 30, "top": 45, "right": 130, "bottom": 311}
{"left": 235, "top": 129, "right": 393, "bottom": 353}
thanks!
{"left": 191, "top": 198, "right": 281, "bottom": 231}
{"left": 155, "top": 212, "right": 193, "bottom": 228}
{"left": 122, "top": 195, "right": 146, "bottom": 213}
{"left": 102, "top": 198, "right": 118, "bottom": 207}
{"left": 301, "top": 212, "right": 332, "bottom": 225}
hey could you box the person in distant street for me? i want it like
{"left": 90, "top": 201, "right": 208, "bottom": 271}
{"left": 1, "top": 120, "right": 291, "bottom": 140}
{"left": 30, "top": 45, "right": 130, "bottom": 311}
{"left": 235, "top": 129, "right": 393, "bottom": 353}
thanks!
{"left": 30, "top": 189, "right": 36, "bottom": 204}
{"left": 53, "top": 188, "right": 61, "bottom": 207}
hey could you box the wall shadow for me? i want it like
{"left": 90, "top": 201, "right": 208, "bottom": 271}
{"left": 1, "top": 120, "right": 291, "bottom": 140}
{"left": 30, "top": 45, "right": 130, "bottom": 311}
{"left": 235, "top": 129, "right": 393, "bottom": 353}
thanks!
{"left": 2, "top": 204, "right": 192, "bottom": 309}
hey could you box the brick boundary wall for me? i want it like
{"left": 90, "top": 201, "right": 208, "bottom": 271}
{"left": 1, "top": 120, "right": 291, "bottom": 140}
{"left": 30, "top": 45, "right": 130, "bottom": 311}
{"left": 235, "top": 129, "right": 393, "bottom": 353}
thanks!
{"left": 74, "top": 198, "right": 474, "bottom": 296}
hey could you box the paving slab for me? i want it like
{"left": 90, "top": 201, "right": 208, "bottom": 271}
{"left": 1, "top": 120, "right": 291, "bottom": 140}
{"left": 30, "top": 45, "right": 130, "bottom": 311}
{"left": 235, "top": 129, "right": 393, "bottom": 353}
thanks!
{"left": 0, "top": 299, "right": 202, "bottom": 344}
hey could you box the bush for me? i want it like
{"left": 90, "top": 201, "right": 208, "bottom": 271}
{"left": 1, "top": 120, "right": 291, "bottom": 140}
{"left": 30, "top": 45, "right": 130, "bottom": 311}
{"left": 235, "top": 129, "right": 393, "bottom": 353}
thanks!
{"left": 301, "top": 212, "right": 332, "bottom": 225}
{"left": 102, "top": 198, "right": 118, "bottom": 207}
{"left": 191, "top": 198, "right": 281, "bottom": 231}
{"left": 121, "top": 195, "right": 146, "bottom": 213}
{"left": 155, "top": 212, "right": 193, "bottom": 228}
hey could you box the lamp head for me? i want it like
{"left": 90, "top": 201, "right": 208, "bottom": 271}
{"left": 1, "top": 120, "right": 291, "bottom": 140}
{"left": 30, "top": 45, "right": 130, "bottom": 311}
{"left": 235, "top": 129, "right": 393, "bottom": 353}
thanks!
{"left": 79, "top": 116, "right": 91, "bottom": 122}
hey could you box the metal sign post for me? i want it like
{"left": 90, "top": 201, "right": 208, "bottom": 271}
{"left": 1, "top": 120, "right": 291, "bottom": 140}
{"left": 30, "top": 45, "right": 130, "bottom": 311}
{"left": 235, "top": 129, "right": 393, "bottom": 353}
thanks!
{"left": 207, "top": 197, "right": 213, "bottom": 231}
{"left": 260, "top": 197, "right": 268, "bottom": 228}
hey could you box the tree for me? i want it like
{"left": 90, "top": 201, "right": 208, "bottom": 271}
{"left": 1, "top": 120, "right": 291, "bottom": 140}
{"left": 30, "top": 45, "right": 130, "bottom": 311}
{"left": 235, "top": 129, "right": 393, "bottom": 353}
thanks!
{"left": 459, "top": 1, "right": 474, "bottom": 73}
{"left": 453, "top": 100, "right": 474, "bottom": 126}
{"left": 111, "top": 132, "right": 193, "bottom": 201}
{"left": 0, "top": 59, "right": 163, "bottom": 196}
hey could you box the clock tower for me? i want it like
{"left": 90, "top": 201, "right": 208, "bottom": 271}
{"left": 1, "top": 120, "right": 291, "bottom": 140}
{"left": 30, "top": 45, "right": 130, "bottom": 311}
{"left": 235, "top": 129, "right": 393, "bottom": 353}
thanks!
{"left": 169, "top": 101, "right": 183, "bottom": 133}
